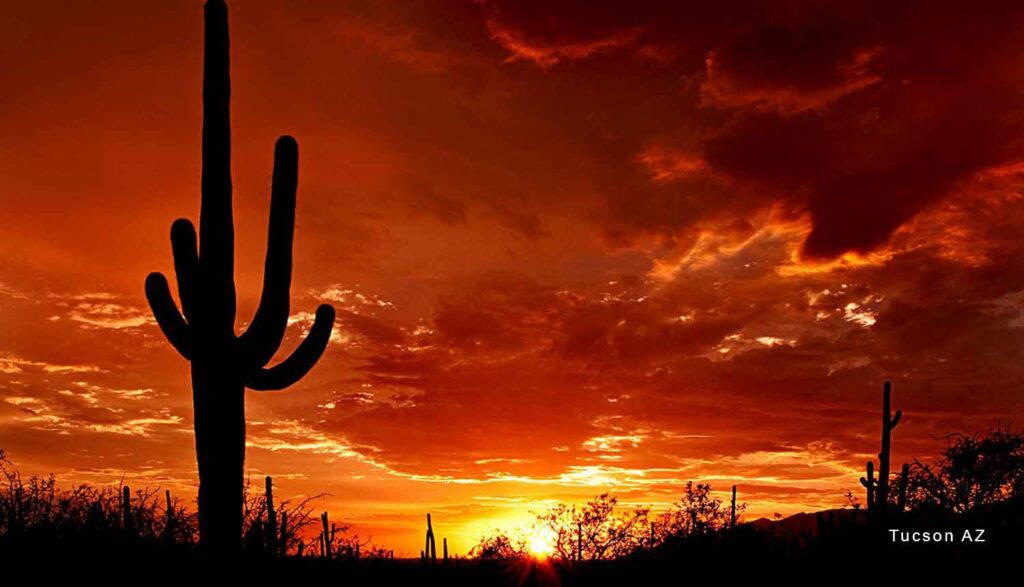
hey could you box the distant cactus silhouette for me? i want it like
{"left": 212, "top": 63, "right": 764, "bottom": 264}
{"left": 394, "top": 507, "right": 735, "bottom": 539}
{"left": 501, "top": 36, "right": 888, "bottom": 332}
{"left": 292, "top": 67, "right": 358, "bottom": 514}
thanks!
{"left": 319, "top": 511, "right": 335, "bottom": 558}
{"left": 425, "top": 513, "right": 437, "bottom": 562}
{"left": 121, "top": 485, "right": 133, "bottom": 533}
{"left": 859, "top": 381, "right": 902, "bottom": 512}
{"left": 730, "top": 485, "right": 737, "bottom": 528}
{"left": 145, "top": 0, "right": 335, "bottom": 552}
{"left": 860, "top": 460, "right": 875, "bottom": 508}
{"left": 164, "top": 489, "right": 175, "bottom": 544}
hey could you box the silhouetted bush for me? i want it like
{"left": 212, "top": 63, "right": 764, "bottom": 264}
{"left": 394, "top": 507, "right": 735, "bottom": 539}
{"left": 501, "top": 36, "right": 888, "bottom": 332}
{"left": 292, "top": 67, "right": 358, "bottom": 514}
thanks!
{"left": 908, "top": 428, "right": 1024, "bottom": 514}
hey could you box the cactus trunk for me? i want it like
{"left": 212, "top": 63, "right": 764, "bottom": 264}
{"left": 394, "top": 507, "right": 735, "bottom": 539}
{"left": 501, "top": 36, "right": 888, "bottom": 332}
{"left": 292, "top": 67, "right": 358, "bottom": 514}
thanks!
{"left": 877, "top": 381, "right": 896, "bottom": 510}
{"left": 193, "top": 375, "right": 245, "bottom": 550}
{"left": 122, "top": 485, "right": 133, "bottom": 533}
{"left": 165, "top": 490, "right": 175, "bottom": 544}
{"left": 730, "top": 485, "right": 737, "bottom": 528}
{"left": 321, "top": 512, "right": 332, "bottom": 559}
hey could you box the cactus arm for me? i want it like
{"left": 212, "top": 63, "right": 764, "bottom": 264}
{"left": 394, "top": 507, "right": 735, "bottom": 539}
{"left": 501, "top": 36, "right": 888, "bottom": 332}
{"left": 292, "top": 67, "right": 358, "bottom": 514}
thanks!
{"left": 239, "top": 136, "right": 298, "bottom": 366}
{"left": 245, "top": 304, "right": 335, "bottom": 390}
{"left": 200, "top": 0, "right": 236, "bottom": 327}
{"left": 145, "top": 273, "right": 192, "bottom": 359}
{"left": 170, "top": 219, "right": 200, "bottom": 321}
{"left": 890, "top": 409, "right": 902, "bottom": 428}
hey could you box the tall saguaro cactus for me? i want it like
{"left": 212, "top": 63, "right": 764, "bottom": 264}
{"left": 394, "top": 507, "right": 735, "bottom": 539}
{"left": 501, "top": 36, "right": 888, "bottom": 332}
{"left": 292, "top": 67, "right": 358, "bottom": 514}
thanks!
{"left": 859, "top": 381, "right": 902, "bottom": 513}
{"left": 876, "top": 381, "right": 902, "bottom": 510}
{"left": 145, "top": 0, "right": 335, "bottom": 552}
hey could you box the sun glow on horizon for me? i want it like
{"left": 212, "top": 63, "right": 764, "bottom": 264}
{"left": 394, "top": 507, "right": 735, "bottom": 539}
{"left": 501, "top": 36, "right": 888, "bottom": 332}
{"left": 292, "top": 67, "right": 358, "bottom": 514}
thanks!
{"left": 527, "top": 527, "right": 557, "bottom": 559}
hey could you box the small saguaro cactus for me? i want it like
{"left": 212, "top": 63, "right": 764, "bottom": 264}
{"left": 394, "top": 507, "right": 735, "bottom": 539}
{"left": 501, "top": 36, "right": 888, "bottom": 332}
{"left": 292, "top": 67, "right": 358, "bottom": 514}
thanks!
{"left": 165, "top": 490, "right": 175, "bottom": 543}
{"left": 320, "top": 511, "right": 334, "bottom": 559}
{"left": 144, "top": 0, "right": 335, "bottom": 553}
{"left": 860, "top": 460, "right": 875, "bottom": 508}
{"left": 121, "top": 486, "right": 134, "bottom": 533}
{"left": 730, "top": 485, "right": 737, "bottom": 528}
{"left": 425, "top": 513, "right": 437, "bottom": 562}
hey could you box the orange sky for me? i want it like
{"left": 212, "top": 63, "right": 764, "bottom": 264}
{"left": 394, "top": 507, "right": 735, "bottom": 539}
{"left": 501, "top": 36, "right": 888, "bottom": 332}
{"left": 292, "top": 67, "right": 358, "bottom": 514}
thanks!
{"left": 3, "top": 0, "right": 1024, "bottom": 555}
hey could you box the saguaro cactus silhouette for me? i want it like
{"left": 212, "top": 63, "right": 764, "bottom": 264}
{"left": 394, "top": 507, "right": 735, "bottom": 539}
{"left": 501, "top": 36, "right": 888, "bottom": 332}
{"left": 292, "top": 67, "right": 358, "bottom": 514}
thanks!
{"left": 121, "top": 485, "right": 133, "bottom": 533}
{"left": 730, "top": 485, "right": 737, "bottom": 528}
{"left": 145, "top": 0, "right": 335, "bottom": 552}
{"left": 860, "top": 460, "right": 875, "bottom": 508}
{"left": 859, "top": 381, "right": 902, "bottom": 512}
{"left": 425, "top": 513, "right": 437, "bottom": 562}
{"left": 875, "top": 381, "right": 901, "bottom": 510}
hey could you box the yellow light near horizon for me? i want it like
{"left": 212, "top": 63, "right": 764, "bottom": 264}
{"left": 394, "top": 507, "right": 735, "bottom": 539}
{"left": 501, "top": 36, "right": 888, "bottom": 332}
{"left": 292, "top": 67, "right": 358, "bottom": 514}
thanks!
{"left": 527, "top": 527, "right": 557, "bottom": 559}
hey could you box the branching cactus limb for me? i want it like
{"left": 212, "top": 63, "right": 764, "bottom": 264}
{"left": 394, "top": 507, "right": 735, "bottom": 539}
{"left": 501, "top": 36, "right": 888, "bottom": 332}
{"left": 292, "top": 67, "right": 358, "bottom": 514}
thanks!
{"left": 145, "top": 0, "right": 335, "bottom": 553}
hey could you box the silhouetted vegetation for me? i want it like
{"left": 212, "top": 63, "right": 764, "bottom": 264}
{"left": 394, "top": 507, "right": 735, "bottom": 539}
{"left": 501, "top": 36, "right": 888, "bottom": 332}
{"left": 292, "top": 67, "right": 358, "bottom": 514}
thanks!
{"left": 470, "top": 531, "right": 530, "bottom": 560}
{"left": 0, "top": 450, "right": 196, "bottom": 548}
{"left": 468, "top": 483, "right": 747, "bottom": 562}
{"left": 4, "top": 395, "right": 1024, "bottom": 579}
{"left": 907, "top": 428, "right": 1024, "bottom": 514}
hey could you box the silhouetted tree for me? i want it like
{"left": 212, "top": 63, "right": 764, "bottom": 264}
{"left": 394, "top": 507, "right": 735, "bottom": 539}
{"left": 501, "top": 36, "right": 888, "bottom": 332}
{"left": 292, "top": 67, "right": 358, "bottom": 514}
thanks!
{"left": 659, "top": 481, "right": 741, "bottom": 537}
{"left": 908, "top": 428, "right": 1024, "bottom": 514}
{"left": 144, "top": 0, "right": 335, "bottom": 553}
{"left": 538, "top": 493, "right": 651, "bottom": 560}
{"left": 469, "top": 531, "right": 529, "bottom": 560}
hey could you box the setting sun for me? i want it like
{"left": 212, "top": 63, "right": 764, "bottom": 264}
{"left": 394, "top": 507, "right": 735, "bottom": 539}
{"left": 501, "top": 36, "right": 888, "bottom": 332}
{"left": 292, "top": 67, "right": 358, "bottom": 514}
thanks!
{"left": 527, "top": 528, "right": 557, "bottom": 559}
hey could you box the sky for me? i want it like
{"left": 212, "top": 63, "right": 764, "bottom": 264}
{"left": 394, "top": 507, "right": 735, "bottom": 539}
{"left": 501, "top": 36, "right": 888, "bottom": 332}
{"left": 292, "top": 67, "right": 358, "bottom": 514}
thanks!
{"left": 2, "top": 0, "right": 1024, "bottom": 555}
